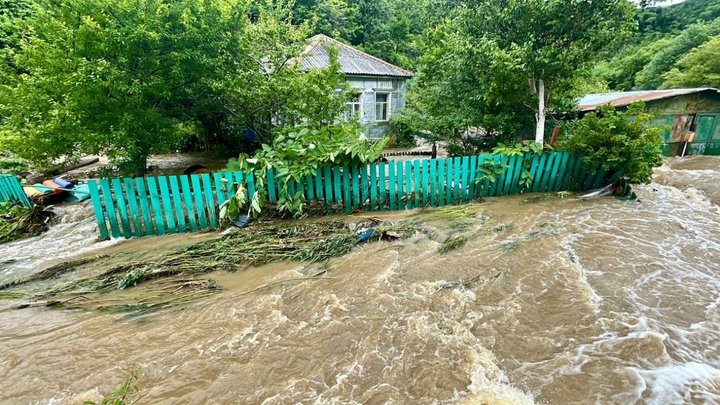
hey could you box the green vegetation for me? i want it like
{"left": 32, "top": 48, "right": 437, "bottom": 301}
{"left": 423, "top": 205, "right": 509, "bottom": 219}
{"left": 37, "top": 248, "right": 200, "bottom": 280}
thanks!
{"left": 0, "top": 0, "right": 347, "bottom": 175}
{"left": 558, "top": 102, "right": 664, "bottom": 184}
{"left": 593, "top": 0, "right": 720, "bottom": 91}
{"left": 0, "top": 202, "right": 55, "bottom": 244}
{"left": 227, "top": 123, "right": 387, "bottom": 218}
{"left": 401, "top": 0, "right": 635, "bottom": 150}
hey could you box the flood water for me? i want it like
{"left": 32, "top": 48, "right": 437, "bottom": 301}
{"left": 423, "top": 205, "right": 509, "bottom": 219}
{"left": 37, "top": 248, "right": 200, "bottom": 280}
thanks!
{"left": 1, "top": 157, "right": 720, "bottom": 404}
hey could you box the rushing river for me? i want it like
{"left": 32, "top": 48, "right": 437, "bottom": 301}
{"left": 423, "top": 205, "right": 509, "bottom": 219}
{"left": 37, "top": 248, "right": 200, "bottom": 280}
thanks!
{"left": 1, "top": 156, "right": 719, "bottom": 404}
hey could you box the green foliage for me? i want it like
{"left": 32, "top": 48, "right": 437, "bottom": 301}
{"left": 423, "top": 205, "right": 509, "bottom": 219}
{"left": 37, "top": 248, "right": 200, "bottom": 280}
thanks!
{"left": 595, "top": 1, "right": 720, "bottom": 91}
{"left": 662, "top": 35, "right": 720, "bottom": 88}
{"left": 635, "top": 19, "right": 720, "bottom": 89}
{"left": 558, "top": 102, "right": 664, "bottom": 184}
{"left": 407, "top": 0, "right": 635, "bottom": 147}
{"left": 0, "top": 151, "right": 29, "bottom": 174}
{"left": 387, "top": 115, "right": 417, "bottom": 148}
{"left": 0, "top": 0, "right": 347, "bottom": 175}
{"left": 227, "top": 123, "right": 387, "bottom": 217}
{"left": 0, "top": 202, "right": 55, "bottom": 244}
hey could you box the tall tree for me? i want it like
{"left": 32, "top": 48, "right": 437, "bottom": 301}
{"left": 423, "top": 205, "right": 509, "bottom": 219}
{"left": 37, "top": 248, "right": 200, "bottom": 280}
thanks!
{"left": 456, "top": 0, "right": 636, "bottom": 145}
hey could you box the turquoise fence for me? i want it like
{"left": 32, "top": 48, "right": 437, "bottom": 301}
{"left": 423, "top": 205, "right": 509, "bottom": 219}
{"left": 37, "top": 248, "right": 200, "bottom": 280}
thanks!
{"left": 0, "top": 174, "right": 32, "bottom": 208}
{"left": 88, "top": 152, "right": 610, "bottom": 240}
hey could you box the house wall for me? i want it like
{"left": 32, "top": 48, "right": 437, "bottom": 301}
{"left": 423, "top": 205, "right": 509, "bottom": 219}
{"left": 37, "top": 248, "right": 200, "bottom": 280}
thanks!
{"left": 345, "top": 75, "right": 408, "bottom": 139}
{"left": 639, "top": 92, "right": 720, "bottom": 156}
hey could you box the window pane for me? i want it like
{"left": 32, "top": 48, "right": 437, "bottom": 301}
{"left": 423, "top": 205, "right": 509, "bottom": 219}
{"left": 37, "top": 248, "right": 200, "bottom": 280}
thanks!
{"left": 376, "top": 93, "right": 388, "bottom": 103}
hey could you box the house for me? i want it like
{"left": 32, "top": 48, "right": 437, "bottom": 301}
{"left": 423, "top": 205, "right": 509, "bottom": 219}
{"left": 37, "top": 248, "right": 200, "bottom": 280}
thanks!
{"left": 578, "top": 88, "right": 720, "bottom": 156}
{"left": 300, "top": 34, "right": 414, "bottom": 139}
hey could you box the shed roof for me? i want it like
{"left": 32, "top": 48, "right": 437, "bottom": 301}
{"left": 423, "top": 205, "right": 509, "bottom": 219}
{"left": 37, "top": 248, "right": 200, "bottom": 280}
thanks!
{"left": 300, "top": 34, "right": 414, "bottom": 78}
{"left": 578, "top": 88, "right": 720, "bottom": 111}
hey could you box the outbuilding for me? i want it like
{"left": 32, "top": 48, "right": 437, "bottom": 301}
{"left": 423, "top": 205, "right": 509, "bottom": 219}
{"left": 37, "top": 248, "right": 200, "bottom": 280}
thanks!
{"left": 578, "top": 88, "right": 720, "bottom": 156}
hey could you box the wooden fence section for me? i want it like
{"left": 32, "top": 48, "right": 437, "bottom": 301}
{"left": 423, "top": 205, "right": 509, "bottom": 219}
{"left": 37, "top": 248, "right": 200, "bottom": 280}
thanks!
{"left": 89, "top": 152, "right": 608, "bottom": 240}
{"left": 0, "top": 174, "right": 32, "bottom": 207}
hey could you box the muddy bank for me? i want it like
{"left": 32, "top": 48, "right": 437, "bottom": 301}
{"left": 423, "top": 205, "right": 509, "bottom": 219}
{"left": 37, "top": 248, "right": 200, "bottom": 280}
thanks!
{"left": 0, "top": 157, "right": 719, "bottom": 404}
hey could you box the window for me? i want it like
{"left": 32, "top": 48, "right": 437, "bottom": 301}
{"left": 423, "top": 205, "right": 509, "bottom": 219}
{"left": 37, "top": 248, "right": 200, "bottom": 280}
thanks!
{"left": 344, "top": 93, "right": 361, "bottom": 121}
{"left": 375, "top": 93, "right": 390, "bottom": 122}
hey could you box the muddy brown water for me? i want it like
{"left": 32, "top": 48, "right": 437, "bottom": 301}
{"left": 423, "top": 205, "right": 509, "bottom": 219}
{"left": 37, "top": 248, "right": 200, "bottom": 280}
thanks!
{"left": 1, "top": 157, "right": 720, "bottom": 404}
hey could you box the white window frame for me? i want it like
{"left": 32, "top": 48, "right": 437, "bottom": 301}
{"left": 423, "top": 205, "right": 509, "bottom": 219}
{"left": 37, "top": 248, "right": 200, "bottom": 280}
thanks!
{"left": 345, "top": 93, "right": 362, "bottom": 121}
{"left": 374, "top": 91, "right": 391, "bottom": 122}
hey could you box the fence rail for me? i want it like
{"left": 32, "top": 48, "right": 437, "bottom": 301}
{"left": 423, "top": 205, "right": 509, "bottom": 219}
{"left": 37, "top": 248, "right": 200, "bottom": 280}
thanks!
{"left": 0, "top": 174, "right": 32, "bottom": 207}
{"left": 89, "top": 152, "right": 609, "bottom": 240}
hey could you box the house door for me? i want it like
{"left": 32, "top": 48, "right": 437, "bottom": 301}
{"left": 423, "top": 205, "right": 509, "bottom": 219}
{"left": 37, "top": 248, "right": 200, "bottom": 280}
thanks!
{"left": 690, "top": 114, "right": 717, "bottom": 155}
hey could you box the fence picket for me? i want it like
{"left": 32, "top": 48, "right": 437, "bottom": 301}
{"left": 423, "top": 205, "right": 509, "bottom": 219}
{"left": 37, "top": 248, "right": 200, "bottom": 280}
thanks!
{"left": 190, "top": 175, "right": 207, "bottom": 230}
{"left": 378, "top": 162, "right": 386, "bottom": 211}
{"left": 343, "top": 166, "right": 352, "bottom": 214}
{"left": 445, "top": 158, "right": 453, "bottom": 204}
{"left": 202, "top": 174, "right": 218, "bottom": 229}
{"left": 388, "top": 162, "right": 396, "bottom": 210}
{"left": 422, "top": 160, "right": 430, "bottom": 206}
{"left": 370, "top": 163, "right": 378, "bottom": 211}
{"left": 88, "top": 180, "right": 109, "bottom": 240}
{"left": 111, "top": 178, "right": 132, "bottom": 238}
{"left": 397, "top": 161, "right": 405, "bottom": 208}
{"left": 168, "top": 176, "right": 186, "bottom": 233}
{"left": 178, "top": 175, "right": 197, "bottom": 232}
{"left": 405, "top": 161, "right": 413, "bottom": 209}
{"left": 158, "top": 176, "right": 177, "bottom": 233}
{"left": 437, "top": 159, "right": 445, "bottom": 206}
{"left": 414, "top": 160, "right": 421, "bottom": 208}
{"left": 429, "top": 159, "right": 437, "bottom": 205}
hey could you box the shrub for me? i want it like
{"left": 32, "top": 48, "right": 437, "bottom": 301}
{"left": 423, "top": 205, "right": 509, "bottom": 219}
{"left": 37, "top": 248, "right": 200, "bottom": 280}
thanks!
{"left": 558, "top": 102, "right": 664, "bottom": 184}
{"left": 387, "top": 116, "right": 418, "bottom": 148}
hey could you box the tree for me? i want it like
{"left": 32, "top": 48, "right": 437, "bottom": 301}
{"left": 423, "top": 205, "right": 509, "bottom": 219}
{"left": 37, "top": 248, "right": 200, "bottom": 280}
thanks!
{"left": 455, "top": 0, "right": 636, "bottom": 146}
{"left": 662, "top": 35, "right": 720, "bottom": 88}
{"left": 0, "top": 0, "right": 348, "bottom": 175}
{"left": 222, "top": 1, "right": 348, "bottom": 147}
{"left": 0, "top": 0, "right": 254, "bottom": 174}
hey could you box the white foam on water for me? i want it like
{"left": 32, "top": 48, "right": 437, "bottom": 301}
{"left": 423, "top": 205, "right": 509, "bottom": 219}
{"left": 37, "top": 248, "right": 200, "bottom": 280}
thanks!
{"left": 629, "top": 362, "right": 720, "bottom": 404}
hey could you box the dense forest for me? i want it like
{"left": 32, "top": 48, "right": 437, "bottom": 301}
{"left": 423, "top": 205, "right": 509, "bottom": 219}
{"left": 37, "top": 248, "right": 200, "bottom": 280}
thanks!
{"left": 593, "top": 0, "right": 720, "bottom": 90}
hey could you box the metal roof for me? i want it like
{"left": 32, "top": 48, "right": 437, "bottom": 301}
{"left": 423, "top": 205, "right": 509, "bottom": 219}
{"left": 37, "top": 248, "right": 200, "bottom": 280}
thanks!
{"left": 578, "top": 88, "right": 720, "bottom": 111}
{"left": 299, "top": 34, "right": 414, "bottom": 78}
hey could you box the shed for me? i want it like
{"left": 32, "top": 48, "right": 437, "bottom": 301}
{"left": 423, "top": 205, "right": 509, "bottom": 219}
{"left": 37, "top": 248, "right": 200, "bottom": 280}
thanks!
{"left": 578, "top": 88, "right": 720, "bottom": 156}
{"left": 300, "top": 34, "right": 414, "bottom": 139}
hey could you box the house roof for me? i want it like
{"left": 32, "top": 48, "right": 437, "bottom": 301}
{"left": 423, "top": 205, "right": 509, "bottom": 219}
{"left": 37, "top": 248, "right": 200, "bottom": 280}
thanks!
{"left": 299, "top": 34, "right": 414, "bottom": 78}
{"left": 578, "top": 88, "right": 720, "bottom": 111}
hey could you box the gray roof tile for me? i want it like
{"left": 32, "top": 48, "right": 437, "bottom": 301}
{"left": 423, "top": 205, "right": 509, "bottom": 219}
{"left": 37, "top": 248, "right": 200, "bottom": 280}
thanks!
{"left": 300, "top": 34, "right": 414, "bottom": 78}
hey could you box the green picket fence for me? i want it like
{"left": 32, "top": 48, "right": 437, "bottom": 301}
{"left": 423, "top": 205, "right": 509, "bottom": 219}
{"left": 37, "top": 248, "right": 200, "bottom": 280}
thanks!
{"left": 0, "top": 174, "right": 32, "bottom": 208}
{"left": 88, "top": 152, "right": 608, "bottom": 240}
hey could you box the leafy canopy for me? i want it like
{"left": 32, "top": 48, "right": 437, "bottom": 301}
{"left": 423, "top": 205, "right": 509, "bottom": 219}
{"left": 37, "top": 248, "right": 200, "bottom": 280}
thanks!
{"left": 0, "top": 0, "right": 348, "bottom": 175}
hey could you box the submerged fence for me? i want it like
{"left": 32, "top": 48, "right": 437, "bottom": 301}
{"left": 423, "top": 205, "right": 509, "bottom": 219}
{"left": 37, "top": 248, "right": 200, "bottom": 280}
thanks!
{"left": 0, "top": 174, "right": 32, "bottom": 207}
{"left": 89, "top": 152, "right": 610, "bottom": 240}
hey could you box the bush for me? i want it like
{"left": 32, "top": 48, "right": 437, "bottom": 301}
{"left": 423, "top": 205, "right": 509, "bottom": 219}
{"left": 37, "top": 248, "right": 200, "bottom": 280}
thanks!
{"left": 558, "top": 102, "right": 664, "bottom": 183}
{"left": 387, "top": 116, "right": 418, "bottom": 148}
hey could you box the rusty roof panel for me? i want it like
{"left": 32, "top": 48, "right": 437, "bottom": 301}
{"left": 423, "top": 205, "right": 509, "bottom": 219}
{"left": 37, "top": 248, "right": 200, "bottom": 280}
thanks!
{"left": 578, "top": 88, "right": 720, "bottom": 111}
{"left": 299, "top": 34, "right": 414, "bottom": 78}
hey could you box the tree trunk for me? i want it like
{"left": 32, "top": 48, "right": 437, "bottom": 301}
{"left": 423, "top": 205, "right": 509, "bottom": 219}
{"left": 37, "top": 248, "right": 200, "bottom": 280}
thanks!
{"left": 535, "top": 78, "right": 546, "bottom": 147}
